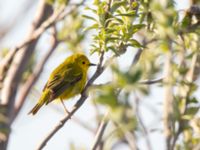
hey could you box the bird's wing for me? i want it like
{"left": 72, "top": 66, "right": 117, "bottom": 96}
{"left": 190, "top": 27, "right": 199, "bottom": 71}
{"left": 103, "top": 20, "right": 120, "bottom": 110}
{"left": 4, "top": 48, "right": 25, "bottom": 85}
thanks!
{"left": 43, "top": 67, "right": 83, "bottom": 103}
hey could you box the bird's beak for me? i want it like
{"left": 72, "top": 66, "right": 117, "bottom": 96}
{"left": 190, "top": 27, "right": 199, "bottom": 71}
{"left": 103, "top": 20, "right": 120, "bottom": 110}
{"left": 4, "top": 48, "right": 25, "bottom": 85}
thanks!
{"left": 89, "top": 63, "right": 97, "bottom": 66}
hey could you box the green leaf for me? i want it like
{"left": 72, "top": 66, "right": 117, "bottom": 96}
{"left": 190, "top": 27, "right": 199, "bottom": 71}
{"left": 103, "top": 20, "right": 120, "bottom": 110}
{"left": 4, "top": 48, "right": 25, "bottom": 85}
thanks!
{"left": 186, "top": 106, "right": 199, "bottom": 116}
{"left": 189, "top": 97, "right": 199, "bottom": 104}
{"left": 131, "top": 1, "right": 138, "bottom": 9}
{"left": 128, "top": 69, "right": 142, "bottom": 84}
{"left": 132, "top": 24, "right": 146, "bottom": 32}
{"left": 83, "top": 23, "right": 99, "bottom": 32}
{"left": 128, "top": 39, "right": 142, "bottom": 48}
{"left": 107, "top": 46, "right": 116, "bottom": 53}
{"left": 46, "top": 0, "right": 55, "bottom": 5}
{"left": 82, "top": 15, "right": 98, "bottom": 22}
{"left": 93, "top": 0, "right": 100, "bottom": 5}
{"left": 115, "top": 11, "right": 136, "bottom": 17}
{"left": 110, "top": 1, "right": 126, "bottom": 13}
{"left": 95, "top": 86, "right": 118, "bottom": 108}
{"left": 106, "top": 36, "right": 119, "bottom": 42}
{"left": 105, "top": 28, "right": 116, "bottom": 33}
{"left": 84, "top": 6, "right": 97, "bottom": 14}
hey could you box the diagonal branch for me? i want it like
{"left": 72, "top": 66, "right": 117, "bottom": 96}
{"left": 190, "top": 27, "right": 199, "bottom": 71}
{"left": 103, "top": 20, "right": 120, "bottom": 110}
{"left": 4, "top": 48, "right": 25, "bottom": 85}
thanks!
{"left": 1, "top": 0, "right": 53, "bottom": 120}
{"left": 0, "top": 3, "right": 78, "bottom": 86}
{"left": 91, "top": 110, "right": 109, "bottom": 150}
{"left": 113, "top": 121, "right": 137, "bottom": 150}
{"left": 12, "top": 27, "right": 59, "bottom": 122}
{"left": 0, "top": 1, "right": 53, "bottom": 150}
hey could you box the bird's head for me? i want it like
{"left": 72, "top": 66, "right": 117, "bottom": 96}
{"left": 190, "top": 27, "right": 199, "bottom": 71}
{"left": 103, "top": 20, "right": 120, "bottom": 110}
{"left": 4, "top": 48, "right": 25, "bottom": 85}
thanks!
{"left": 74, "top": 53, "right": 96, "bottom": 71}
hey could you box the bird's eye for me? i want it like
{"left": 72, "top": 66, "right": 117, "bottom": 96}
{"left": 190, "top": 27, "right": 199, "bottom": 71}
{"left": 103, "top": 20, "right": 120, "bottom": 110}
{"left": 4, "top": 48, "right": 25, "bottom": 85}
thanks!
{"left": 82, "top": 61, "right": 85, "bottom": 64}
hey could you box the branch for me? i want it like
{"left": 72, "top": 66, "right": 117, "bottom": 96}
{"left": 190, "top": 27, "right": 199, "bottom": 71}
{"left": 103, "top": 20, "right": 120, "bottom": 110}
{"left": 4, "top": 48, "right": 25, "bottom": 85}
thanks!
{"left": 51, "top": 104, "right": 95, "bottom": 132}
{"left": 0, "top": 1, "right": 53, "bottom": 150}
{"left": 0, "top": 3, "right": 78, "bottom": 85}
{"left": 163, "top": 43, "right": 173, "bottom": 150}
{"left": 12, "top": 27, "right": 59, "bottom": 122}
{"left": 1, "top": 0, "right": 53, "bottom": 119}
{"left": 91, "top": 110, "right": 109, "bottom": 150}
{"left": 131, "top": 48, "right": 143, "bottom": 66}
{"left": 139, "top": 78, "right": 163, "bottom": 84}
{"left": 113, "top": 121, "right": 137, "bottom": 150}
{"left": 171, "top": 53, "right": 200, "bottom": 149}
{"left": 36, "top": 52, "right": 105, "bottom": 150}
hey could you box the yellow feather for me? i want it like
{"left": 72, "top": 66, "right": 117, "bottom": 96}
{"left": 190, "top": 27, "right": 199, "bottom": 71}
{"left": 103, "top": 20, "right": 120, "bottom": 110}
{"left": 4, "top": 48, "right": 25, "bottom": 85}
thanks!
{"left": 28, "top": 53, "right": 95, "bottom": 115}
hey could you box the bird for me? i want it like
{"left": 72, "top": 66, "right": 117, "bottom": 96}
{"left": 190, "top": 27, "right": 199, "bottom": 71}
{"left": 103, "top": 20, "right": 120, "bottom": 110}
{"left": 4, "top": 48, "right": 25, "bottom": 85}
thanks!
{"left": 28, "top": 53, "right": 96, "bottom": 115}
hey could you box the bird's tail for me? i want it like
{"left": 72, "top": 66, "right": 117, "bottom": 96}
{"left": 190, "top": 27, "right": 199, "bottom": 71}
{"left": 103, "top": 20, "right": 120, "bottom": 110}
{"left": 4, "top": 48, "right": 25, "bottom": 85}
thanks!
{"left": 28, "top": 90, "right": 51, "bottom": 115}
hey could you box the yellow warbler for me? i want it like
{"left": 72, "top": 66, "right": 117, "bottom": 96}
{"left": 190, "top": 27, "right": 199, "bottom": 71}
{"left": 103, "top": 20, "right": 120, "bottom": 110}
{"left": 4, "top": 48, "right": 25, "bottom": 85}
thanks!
{"left": 28, "top": 53, "right": 96, "bottom": 115}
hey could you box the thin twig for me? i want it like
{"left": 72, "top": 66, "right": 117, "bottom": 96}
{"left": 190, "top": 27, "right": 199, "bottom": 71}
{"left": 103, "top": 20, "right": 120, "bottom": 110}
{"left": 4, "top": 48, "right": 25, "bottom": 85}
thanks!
{"left": 113, "top": 121, "right": 137, "bottom": 150}
{"left": 0, "top": 3, "right": 78, "bottom": 85}
{"left": 51, "top": 104, "right": 95, "bottom": 132}
{"left": 132, "top": 48, "right": 143, "bottom": 66}
{"left": 139, "top": 78, "right": 163, "bottom": 84}
{"left": 91, "top": 110, "right": 109, "bottom": 150}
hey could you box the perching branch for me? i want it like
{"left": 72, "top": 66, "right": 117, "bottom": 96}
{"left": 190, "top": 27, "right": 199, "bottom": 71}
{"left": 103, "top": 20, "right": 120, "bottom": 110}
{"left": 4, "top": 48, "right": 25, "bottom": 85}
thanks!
{"left": 36, "top": 52, "right": 105, "bottom": 150}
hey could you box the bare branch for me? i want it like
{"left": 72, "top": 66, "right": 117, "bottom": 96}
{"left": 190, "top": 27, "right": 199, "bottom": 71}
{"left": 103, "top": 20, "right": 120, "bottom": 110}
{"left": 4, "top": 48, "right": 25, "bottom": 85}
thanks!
{"left": 113, "top": 121, "right": 137, "bottom": 150}
{"left": 0, "top": 1, "right": 53, "bottom": 149}
{"left": 131, "top": 48, "right": 143, "bottom": 66}
{"left": 0, "top": 3, "right": 78, "bottom": 85}
{"left": 51, "top": 104, "right": 95, "bottom": 132}
{"left": 1, "top": 0, "right": 53, "bottom": 120}
{"left": 139, "top": 78, "right": 163, "bottom": 84}
{"left": 163, "top": 43, "right": 173, "bottom": 150}
{"left": 91, "top": 110, "right": 109, "bottom": 150}
{"left": 12, "top": 27, "right": 59, "bottom": 121}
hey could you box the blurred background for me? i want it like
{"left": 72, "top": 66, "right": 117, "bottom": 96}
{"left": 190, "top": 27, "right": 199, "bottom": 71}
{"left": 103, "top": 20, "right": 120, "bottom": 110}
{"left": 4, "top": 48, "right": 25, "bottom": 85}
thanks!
{"left": 0, "top": 0, "right": 199, "bottom": 150}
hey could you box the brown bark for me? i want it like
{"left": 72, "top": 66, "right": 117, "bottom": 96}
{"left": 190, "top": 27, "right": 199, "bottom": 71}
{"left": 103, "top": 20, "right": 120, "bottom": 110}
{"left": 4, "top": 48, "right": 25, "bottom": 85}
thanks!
{"left": 0, "top": 0, "right": 53, "bottom": 149}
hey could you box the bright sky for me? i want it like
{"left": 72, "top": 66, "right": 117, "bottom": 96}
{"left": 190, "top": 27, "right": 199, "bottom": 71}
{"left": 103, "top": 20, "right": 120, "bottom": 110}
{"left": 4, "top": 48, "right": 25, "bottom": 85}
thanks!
{"left": 0, "top": 0, "right": 190, "bottom": 150}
